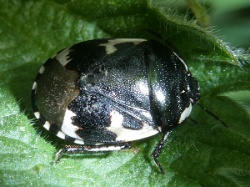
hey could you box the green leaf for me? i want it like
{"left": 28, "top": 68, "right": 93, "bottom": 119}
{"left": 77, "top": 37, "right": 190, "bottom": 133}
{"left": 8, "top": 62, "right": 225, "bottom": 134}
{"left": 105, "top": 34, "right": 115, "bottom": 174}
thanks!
{"left": 0, "top": 0, "right": 249, "bottom": 186}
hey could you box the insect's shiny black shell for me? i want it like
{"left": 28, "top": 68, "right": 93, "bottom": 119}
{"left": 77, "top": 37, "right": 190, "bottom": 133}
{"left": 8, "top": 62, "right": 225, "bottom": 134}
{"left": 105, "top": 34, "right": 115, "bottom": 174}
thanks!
{"left": 31, "top": 38, "right": 200, "bottom": 145}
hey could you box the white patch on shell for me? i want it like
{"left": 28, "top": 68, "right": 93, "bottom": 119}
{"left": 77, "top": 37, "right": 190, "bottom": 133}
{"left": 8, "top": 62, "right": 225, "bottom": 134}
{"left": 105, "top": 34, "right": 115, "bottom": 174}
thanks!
{"left": 56, "top": 47, "right": 70, "bottom": 66}
{"left": 32, "top": 82, "right": 37, "bottom": 90}
{"left": 39, "top": 66, "right": 45, "bottom": 74}
{"left": 34, "top": 111, "right": 40, "bottom": 119}
{"left": 179, "top": 102, "right": 192, "bottom": 124}
{"left": 99, "top": 38, "right": 147, "bottom": 55}
{"left": 61, "top": 109, "right": 83, "bottom": 140}
{"left": 43, "top": 121, "right": 51, "bottom": 130}
{"left": 107, "top": 110, "right": 159, "bottom": 142}
{"left": 84, "top": 146, "right": 124, "bottom": 152}
{"left": 74, "top": 139, "right": 85, "bottom": 145}
{"left": 56, "top": 131, "right": 66, "bottom": 139}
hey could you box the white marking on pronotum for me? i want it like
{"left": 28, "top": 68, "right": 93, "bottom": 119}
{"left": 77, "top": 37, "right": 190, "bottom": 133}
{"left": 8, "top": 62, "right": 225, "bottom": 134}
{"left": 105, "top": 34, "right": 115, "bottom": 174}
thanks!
{"left": 179, "top": 102, "right": 192, "bottom": 124}
{"left": 173, "top": 51, "right": 189, "bottom": 72}
{"left": 34, "top": 111, "right": 40, "bottom": 119}
{"left": 43, "top": 121, "right": 51, "bottom": 130}
{"left": 39, "top": 66, "right": 45, "bottom": 74}
{"left": 32, "top": 82, "right": 37, "bottom": 90}
{"left": 157, "top": 126, "right": 162, "bottom": 132}
{"left": 107, "top": 110, "right": 159, "bottom": 142}
{"left": 61, "top": 109, "right": 83, "bottom": 140}
{"left": 56, "top": 47, "right": 71, "bottom": 66}
{"left": 99, "top": 39, "right": 147, "bottom": 55}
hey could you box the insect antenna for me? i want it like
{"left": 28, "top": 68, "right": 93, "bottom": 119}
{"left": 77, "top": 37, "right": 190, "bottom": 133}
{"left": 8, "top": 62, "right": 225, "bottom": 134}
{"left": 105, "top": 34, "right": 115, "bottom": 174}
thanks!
{"left": 196, "top": 103, "right": 228, "bottom": 127}
{"left": 188, "top": 117, "right": 198, "bottom": 124}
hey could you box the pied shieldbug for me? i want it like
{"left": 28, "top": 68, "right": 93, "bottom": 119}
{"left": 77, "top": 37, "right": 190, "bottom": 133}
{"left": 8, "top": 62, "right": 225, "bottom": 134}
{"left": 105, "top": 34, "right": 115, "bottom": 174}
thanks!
{"left": 31, "top": 38, "right": 227, "bottom": 173}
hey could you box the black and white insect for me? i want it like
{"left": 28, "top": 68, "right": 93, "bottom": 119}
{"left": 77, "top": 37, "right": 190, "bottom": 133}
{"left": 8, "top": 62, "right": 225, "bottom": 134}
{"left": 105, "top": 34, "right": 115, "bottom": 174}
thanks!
{"left": 31, "top": 38, "right": 225, "bottom": 173}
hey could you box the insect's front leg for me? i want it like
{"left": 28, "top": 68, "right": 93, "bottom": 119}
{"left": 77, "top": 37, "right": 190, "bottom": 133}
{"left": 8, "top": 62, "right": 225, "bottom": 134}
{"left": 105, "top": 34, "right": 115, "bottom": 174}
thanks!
{"left": 152, "top": 132, "right": 170, "bottom": 173}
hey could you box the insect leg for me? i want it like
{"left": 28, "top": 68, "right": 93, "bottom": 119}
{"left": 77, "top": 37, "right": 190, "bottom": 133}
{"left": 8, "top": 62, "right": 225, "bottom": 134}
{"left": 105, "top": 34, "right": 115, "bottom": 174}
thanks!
{"left": 55, "top": 142, "right": 131, "bottom": 163}
{"left": 152, "top": 131, "right": 170, "bottom": 173}
{"left": 197, "top": 103, "right": 228, "bottom": 127}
